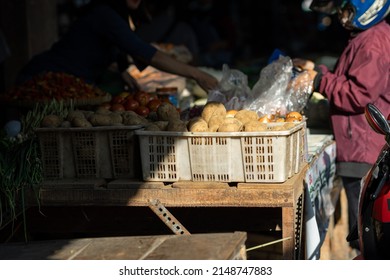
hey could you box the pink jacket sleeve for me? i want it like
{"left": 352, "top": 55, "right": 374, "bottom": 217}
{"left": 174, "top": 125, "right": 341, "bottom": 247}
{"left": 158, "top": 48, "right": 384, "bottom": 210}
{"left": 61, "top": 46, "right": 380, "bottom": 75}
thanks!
{"left": 319, "top": 40, "right": 389, "bottom": 114}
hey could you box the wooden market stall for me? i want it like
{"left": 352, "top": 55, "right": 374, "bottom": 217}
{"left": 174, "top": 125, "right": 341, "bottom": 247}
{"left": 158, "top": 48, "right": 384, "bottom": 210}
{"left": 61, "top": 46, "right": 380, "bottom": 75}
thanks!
{"left": 28, "top": 168, "right": 306, "bottom": 260}
{"left": 0, "top": 104, "right": 343, "bottom": 260}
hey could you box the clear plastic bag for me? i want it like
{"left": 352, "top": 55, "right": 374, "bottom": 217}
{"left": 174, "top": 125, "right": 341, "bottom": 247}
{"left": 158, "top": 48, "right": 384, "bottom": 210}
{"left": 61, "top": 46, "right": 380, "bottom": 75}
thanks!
{"left": 207, "top": 64, "right": 252, "bottom": 110}
{"left": 244, "top": 56, "right": 313, "bottom": 117}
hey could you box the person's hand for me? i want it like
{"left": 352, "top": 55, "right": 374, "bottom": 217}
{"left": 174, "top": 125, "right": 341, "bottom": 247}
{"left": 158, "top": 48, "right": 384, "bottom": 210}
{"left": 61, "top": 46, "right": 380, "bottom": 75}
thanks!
{"left": 292, "top": 58, "right": 315, "bottom": 71}
{"left": 289, "top": 69, "right": 318, "bottom": 93}
{"left": 121, "top": 71, "right": 140, "bottom": 93}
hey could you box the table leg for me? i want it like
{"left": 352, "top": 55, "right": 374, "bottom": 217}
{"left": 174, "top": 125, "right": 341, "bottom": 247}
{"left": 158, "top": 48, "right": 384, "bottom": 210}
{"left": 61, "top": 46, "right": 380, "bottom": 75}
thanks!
{"left": 282, "top": 192, "right": 304, "bottom": 260}
{"left": 282, "top": 207, "right": 295, "bottom": 259}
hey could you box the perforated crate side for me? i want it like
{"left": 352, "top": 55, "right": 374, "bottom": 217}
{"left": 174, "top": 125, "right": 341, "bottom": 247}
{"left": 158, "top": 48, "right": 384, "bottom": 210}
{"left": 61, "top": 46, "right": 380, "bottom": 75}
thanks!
{"left": 108, "top": 129, "right": 140, "bottom": 178}
{"left": 296, "top": 124, "right": 307, "bottom": 173}
{"left": 71, "top": 130, "right": 99, "bottom": 178}
{"left": 187, "top": 135, "right": 244, "bottom": 182}
{"left": 36, "top": 129, "right": 76, "bottom": 179}
{"left": 37, "top": 131, "right": 63, "bottom": 179}
{"left": 241, "top": 134, "right": 292, "bottom": 183}
{"left": 137, "top": 133, "right": 191, "bottom": 182}
{"left": 290, "top": 130, "right": 298, "bottom": 177}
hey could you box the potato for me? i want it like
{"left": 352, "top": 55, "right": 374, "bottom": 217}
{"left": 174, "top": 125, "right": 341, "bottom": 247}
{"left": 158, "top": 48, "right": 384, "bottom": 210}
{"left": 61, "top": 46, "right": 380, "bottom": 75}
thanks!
{"left": 94, "top": 108, "right": 111, "bottom": 115}
{"left": 157, "top": 103, "right": 180, "bottom": 121}
{"left": 188, "top": 116, "right": 204, "bottom": 128}
{"left": 234, "top": 110, "right": 258, "bottom": 125}
{"left": 188, "top": 117, "right": 208, "bottom": 132}
{"left": 153, "top": 121, "right": 169, "bottom": 131}
{"left": 60, "top": 120, "right": 72, "bottom": 128}
{"left": 268, "top": 124, "right": 285, "bottom": 131}
{"left": 244, "top": 121, "right": 267, "bottom": 132}
{"left": 208, "top": 124, "right": 219, "bottom": 132}
{"left": 72, "top": 117, "right": 92, "bottom": 128}
{"left": 222, "top": 117, "right": 243, "bottom": 126}
{"left": 122, "top": 111, "right": 149, "bottom": 126}
{"left": 82, "top": 110, "right": 95, "bottom": 119}
{"left": 166, "top": 120, "right": 188, "bottom": 132}
{"left": 201, "top": 102, "right": 226, "bottom": 123}
{"left": 109, "top": 112, "right": 123, "bottom": 125}
{"left": 145, "top": 123, "right": 161, "bottom": 131}
{"left": 218, "top": 123, "right": 241, "bottom": 132}
{"left": 208, "top": 115, "right": 225, "bottom": 130}
{"left": 218, "top": 118, "right": 243, "bottom": 132}
{"left": 41, "top": 115, "right": 62, "bottom": 128}
{"left": 283, "top": 123, "right": 297, "bottom": 130}
{"left": 66, "top": 110, "right": 85, "bottom": 122}
{"left": 88, "top": 114, "right": 113, "bottom": 126}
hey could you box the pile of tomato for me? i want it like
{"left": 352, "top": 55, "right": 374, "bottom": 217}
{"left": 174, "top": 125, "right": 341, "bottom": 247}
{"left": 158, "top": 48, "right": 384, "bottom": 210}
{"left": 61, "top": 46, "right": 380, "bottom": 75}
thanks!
{"left": 98, "top": 91, "right": 172, "bottom": 118}
{"left": 1, "top": 72, "right": 108, "bottom": 102}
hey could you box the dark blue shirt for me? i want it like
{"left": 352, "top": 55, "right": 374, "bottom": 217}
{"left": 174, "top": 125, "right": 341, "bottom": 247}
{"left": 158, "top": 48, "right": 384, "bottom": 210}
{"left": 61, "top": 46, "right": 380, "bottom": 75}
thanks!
{"left": 17, "top": 4, "right": 157, "bottom": 84}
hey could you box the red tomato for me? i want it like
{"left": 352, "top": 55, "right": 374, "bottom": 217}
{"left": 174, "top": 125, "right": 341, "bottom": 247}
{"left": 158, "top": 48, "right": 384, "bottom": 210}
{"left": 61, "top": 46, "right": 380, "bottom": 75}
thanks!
{"left": 124, "top": 98, "right": 139, "bottom": 111}
{"left": 136, "top": 106, "right": 150, "bottom": 117}
{"left": 98, "top": 102, "right": 111, "bottom": 110}
{"left": 125, "top": 94, "right": 134, "bottom": 101}
{"left": 111, "top": 103, "right": 125, "bottom": 112}
{"left": 111, "top": 95, "right": 126, "bottom": 105}
{"left": 148, "top": 93, "right": 158, "bottom": 102}
{"left": 134, "top": 91, "right": 150, "bottom": 106}
{"left": 147, "top": 99, "right": 162, "bottom": 112}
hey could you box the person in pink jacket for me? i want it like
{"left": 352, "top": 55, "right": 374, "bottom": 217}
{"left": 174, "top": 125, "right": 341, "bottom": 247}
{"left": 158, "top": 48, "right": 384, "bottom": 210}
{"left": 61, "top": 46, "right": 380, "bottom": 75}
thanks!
{"left": 294, "top": 0, "right": 390, "bottom": 251}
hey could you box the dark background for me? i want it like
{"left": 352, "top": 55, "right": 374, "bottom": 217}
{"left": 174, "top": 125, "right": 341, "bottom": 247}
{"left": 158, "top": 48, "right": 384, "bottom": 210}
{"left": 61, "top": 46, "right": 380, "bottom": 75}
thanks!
{"left": 56, "top": 0, "right": 349, "bottom": 65}
{"left": 0, "top": 0, "right": 350, "bottom": 92}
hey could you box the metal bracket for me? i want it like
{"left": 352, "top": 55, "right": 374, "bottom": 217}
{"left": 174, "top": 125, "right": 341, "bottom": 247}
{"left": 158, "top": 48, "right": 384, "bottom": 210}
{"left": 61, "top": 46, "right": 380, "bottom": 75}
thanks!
{"left": 148, "top": 199, "right": 191, "bottom": 235}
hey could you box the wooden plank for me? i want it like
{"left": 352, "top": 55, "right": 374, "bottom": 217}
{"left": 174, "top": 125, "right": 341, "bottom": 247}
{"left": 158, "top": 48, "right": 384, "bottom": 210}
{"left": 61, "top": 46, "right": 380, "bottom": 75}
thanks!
{"left": 107, "top": 180, "right": 165, "bottom": 189}
{"left": 71, "top": 236, "right": 168, "bottom": 260}
{"left": 34, "top": 187, "right": 298, "bottom": 207}
{"left": 144, "top": 232, "right": 247, "bottom": 260}
{"left": 172, "top": 181, "right": 230, "bottom": 189}
{"left": 0, "top": 232, "right": 247, "bottom": 260}
{"left": 33, "top": 165, "right": 307, "bottom": 208}
{"left": 33, "top": 168, "right": 306, "bottom": 208}
{"left": 40, "top": 179, "right": 107, "bottom": 189}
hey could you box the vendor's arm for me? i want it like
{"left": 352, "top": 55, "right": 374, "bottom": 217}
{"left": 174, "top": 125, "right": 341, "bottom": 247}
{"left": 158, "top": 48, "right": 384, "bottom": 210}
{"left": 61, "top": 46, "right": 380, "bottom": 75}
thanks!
{"left": 97, "top": 6, "right": 218, "bottom": 92}
{"left": 316, "top": 46, "right": 388, "bottom": 114}
{"left": 150, "top": 50, "right": 219, "bottom": 91}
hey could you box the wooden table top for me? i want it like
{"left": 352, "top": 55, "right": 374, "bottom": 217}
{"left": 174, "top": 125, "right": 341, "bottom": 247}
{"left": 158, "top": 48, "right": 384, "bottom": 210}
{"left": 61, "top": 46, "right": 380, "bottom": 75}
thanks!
{"left": 0, "top": 232, "right": 247, "bottom": 260}
{"left": 32, "top": 164, "right": 307, "bottom": 208}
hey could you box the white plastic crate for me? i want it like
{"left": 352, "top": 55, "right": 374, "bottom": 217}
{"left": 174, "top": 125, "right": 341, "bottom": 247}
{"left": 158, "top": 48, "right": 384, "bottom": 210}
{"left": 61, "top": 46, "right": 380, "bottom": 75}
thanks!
{"left": 36, "top": 125, "right": 143, "bottom": 179}
{"left": 136, "top": 121, "right": 306, "bottom": 183}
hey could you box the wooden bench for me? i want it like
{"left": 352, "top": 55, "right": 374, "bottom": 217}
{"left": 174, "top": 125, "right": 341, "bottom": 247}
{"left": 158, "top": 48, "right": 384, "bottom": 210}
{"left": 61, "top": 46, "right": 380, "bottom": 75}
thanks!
{"left": 0, "top": 231, "right": 247, "bottom": 260}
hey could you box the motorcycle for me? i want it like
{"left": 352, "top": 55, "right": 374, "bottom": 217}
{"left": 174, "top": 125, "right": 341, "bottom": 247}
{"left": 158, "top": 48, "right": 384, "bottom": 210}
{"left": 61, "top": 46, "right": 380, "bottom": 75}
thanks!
{"left": 347, "top": 103, "right": 390, "bottom": 259}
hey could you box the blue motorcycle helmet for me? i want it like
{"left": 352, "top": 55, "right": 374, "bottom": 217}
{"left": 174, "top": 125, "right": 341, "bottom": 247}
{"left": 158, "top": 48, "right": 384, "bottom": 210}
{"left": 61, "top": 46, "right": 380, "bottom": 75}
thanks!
{"left": 344, "top": 0, "right": 390, "bottom": 30}
{"left": 310, "top": 0, "right": 390, "bottom": 30}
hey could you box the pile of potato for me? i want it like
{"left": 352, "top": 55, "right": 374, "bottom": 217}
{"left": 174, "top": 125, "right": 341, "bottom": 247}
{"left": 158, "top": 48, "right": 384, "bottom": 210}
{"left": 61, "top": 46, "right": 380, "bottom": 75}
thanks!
{"left": 143, "top": 102, "right": 187, "bottom": 132}
{"left": 187, "top": 102, "right": 302, "bottom": 132}
{"left": 39, "top": 101, "right": 302, "bottom": 133}
{"left": 39, "top": 102, "right": 187, "bottom": 131}
{"left": 40, "top": 109, "right": 143, "bottom": 128}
